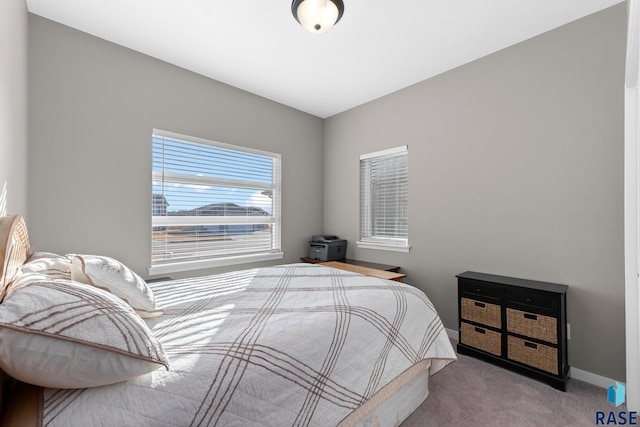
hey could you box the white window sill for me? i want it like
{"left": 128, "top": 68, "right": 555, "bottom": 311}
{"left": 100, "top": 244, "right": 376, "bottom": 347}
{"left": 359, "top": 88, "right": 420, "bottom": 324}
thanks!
{"left": 356, "top": 241, "right": 410, "bottom": 253}
{"left": 148, "top": 252, "right": 284, "bottom": 276}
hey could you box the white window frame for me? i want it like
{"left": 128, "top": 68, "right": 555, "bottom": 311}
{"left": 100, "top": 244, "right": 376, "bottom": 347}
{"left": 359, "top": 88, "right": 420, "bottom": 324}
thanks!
{"left": 149, "top": 129, "right": 283, "bottom": 275}
{"left": 357, "top": 145, "right": 410, "bottom": 252}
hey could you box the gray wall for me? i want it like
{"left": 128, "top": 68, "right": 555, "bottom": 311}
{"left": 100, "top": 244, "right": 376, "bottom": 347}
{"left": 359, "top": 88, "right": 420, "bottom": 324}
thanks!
{"left": 323, "top": 4, "right": 626, "bottom": 380}
{"left": 27, "top": 5, "right": 627, "bottom": 380}
{"left": 0, "top": 0, "right": 28, "bottom": 216}
{"left": 28, "top": 15, "right": 324, "bottom": 278}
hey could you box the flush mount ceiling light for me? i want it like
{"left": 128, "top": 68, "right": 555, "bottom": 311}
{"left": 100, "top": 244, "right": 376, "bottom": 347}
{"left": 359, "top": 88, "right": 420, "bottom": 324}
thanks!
{"left": 291, "top": 0, "right": 344, "bottom": 34}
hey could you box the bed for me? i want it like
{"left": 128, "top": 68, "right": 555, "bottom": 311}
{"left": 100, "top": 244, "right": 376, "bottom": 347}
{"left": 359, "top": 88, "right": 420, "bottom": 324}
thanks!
{"left": 0, "top": 215, "right": 456, "bottom": 426}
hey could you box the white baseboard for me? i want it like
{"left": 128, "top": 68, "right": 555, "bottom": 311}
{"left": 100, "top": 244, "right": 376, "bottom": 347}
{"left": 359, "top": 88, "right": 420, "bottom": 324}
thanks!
{"left": 445, "top": 327, "right": 616, "bottom": 390}
{"left": 569, "top": 367, "right": 620, "bottom": 389}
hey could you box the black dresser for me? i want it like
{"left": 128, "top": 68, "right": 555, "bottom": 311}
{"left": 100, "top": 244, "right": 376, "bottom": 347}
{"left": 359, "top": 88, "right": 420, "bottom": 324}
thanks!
{"left": 457, "top": 271, "right": 569, "bottom": 391}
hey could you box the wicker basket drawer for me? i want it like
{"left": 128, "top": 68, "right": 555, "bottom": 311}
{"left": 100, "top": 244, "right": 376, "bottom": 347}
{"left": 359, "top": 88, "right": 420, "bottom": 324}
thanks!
{"left": 461, "top": 298, "right": 501, "bottom": 329}
{"left": 507, "top": 308, "right": 557, "bottom": 344}
{"left": 460, "top": 322, "right": 502, "bottom": 356}
{"left": 507, "top": 335, "right": 558, "bottom": 375}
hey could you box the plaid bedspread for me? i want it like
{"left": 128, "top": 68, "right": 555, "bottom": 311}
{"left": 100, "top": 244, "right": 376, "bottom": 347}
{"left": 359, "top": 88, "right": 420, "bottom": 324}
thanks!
{"left": 42, "top": 263, "right": 456, "bottom": 426}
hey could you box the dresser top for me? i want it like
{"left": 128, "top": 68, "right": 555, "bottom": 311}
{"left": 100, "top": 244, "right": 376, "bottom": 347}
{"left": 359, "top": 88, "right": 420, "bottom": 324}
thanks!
{"left": 322, "top": 261, "right": 406, "bottom": 281}
{"left": 457, "top": 271, "right": 568, "bottom": 294}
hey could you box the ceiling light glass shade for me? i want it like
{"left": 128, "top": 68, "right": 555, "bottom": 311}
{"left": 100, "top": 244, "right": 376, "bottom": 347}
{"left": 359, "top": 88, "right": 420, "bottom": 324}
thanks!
{"left": 292, "top": 0, "right": 344, "bottom": 34}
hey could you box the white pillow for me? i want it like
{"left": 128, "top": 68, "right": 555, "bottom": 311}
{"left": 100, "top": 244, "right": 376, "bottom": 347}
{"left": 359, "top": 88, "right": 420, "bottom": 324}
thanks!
{"left": 0, "top": 278, "right": 169, "bottom": 389}
{"left": 68, "top": 254, "right": 163, "bottom": 318}
{"left": 20, "top": 252, "right": 72, "bottom": 280}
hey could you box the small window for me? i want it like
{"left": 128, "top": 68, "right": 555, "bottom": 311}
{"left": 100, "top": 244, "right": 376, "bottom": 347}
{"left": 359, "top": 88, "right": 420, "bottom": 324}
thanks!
{"left": 150, "top": 129, "right": 282, "bottom": 275}
{"left": 357, "top": 145, "right": 409, "bottom": 252}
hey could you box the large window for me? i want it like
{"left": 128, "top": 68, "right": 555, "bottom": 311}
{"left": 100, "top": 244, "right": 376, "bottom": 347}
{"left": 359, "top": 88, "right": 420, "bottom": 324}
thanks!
{"left": 150, "top": 129, "right": 282, "bottom": 275}
{"left": 357, "top": 145, "right": 409, "bottom": 252}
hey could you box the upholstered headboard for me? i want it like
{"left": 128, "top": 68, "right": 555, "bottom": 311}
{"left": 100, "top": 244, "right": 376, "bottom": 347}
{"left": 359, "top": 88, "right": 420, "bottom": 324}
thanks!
{"left": 0, "top": 216, "right": 33, "bottom": 425}
{"left": 0, "top": 216, "right": 31, "bottom": 302}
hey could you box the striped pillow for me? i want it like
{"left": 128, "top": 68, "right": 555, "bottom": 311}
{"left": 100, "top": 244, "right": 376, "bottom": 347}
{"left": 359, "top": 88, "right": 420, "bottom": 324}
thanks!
{"left": 0, "top": 277, "right": 169, "bottom": 389}
{"left": 20, "top": 252, "right": 71, "bottom": 280}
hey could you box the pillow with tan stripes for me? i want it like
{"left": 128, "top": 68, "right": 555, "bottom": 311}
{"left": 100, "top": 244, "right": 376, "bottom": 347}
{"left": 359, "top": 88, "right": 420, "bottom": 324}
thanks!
{"left": 20, "top": 252, "right": 72, "bottom": 280}
{"left": 0, "top": 275, "right": 169, "bottom": 389}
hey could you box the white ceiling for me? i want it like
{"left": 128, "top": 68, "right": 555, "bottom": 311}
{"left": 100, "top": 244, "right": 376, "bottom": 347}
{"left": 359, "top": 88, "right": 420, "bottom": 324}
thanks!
{"left": 26, "top": 0, "right": 624, "bottom": 118}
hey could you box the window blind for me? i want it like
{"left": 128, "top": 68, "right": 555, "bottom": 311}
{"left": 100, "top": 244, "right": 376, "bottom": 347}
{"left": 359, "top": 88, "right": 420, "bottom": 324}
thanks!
{"left": 358, "top": 145, "right": 409, "bottom": 251}
{"left": 151, "top": 130, "right": 282, "bottom": 274}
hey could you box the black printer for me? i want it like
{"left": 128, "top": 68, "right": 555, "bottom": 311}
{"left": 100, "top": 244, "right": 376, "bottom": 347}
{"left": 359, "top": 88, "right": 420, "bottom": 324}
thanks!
{"left": 308, "top": 235, "right": 347, "bottom": 261}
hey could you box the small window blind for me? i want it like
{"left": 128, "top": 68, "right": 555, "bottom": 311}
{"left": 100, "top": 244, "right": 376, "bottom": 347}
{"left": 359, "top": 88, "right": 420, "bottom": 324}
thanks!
{"left": 358, "top": 145, "right": 409, "bottom": 251}
{"left": 150, "top": 129, "right": 282, "bottom": 274}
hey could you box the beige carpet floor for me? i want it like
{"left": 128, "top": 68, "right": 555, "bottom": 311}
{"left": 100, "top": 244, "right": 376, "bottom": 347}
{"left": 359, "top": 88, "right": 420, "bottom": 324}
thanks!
{"left": 401, "top": 340, "right": 625, "bottom": 427}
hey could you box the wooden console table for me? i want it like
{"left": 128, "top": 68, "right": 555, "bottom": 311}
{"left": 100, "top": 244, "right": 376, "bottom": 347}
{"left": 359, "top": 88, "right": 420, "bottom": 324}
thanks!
{"left": 321, "top": 261, "right": 406, "bottom": 282}
{"left": 300, "top": 257, "right": 400, "bottom": 273}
